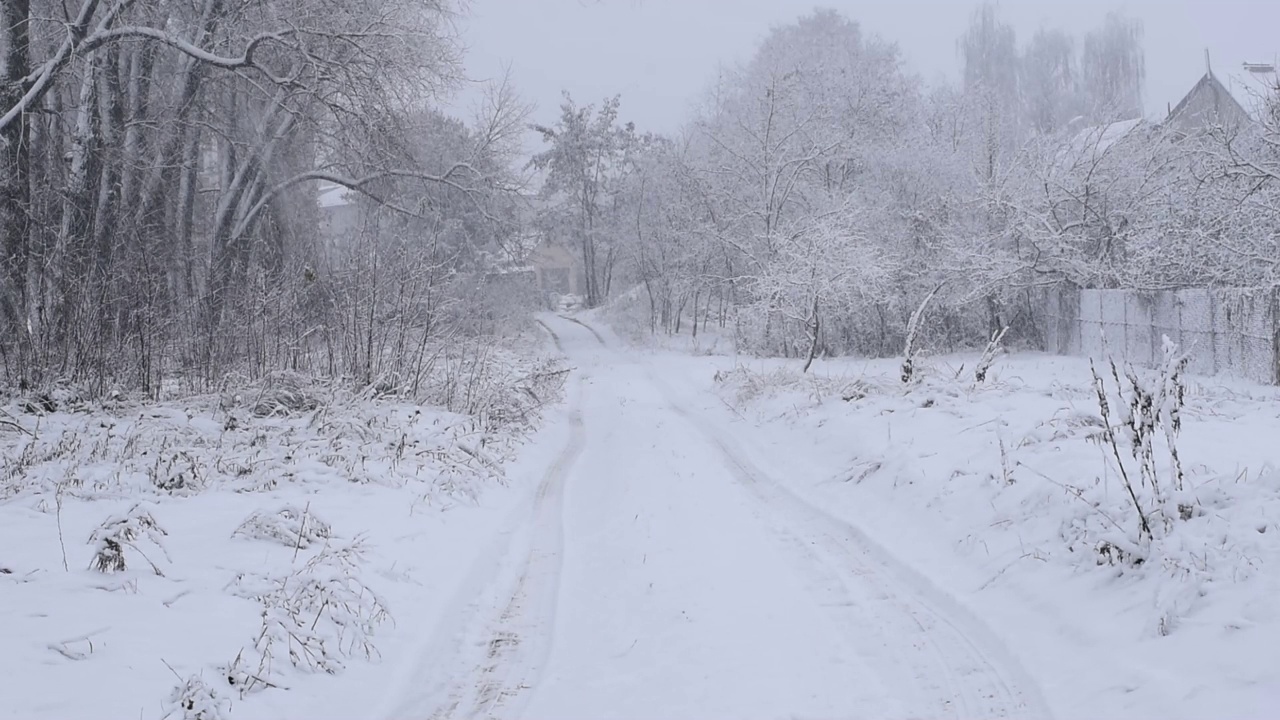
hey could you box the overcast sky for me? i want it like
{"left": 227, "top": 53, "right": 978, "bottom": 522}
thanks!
{"left": 447, "top": 0, "right": 1279, "bottom": 146}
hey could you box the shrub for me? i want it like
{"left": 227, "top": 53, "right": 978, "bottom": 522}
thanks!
{"left": 87, "top": 503, "right": 170, "bottom": 575}
{"left": 233, "top": 506, "right": 333, "bottom": 549}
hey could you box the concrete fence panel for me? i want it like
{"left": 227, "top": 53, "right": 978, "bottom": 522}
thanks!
{"left": 1078, "top": 290, "right": 1103, "bottom": 358}
{"left": 1040, "top": 286, "right": 1279, "bottom": 384}
{"left": 1099, "top": 290, "right": 1127, "bottom": 359}
{"left": 1152, "top": 291, "right": 1181, "bottom": 356}
{"left": 1176, "top": 289, "right": 1216, "bottom": 377}
{"left": 1124, "top": 292, "right": 1155, "bottom": 366}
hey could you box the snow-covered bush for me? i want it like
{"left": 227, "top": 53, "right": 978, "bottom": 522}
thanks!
{"left": 87, "top": 503, "right": 170, "bottom": 575}
{"left": 149, "top": 450, "right": 207, "bottom": 495}
{"left": 247, "top": 372, "right": 325, "bottom": 418}
{"left": 163, "top": 675, "right": 232, "bottom": 720}
{"left": 421, "top": 339, "right": 567, "bottom": 433}
{"left": 713, "top": 365, "right": 872, "bottom": 411}
{"left": 225, "top": 542, "right": 390, "bottom": 694}
{"left": 233, "top": 505, "right": 332, "bottom": 549}
{"left": 1088, "top": 337, "right": 1190, "bottom": 553}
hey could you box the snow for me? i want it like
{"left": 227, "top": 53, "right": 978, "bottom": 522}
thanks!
{"left": 5, "top": 313, "right": 1279, "bottom": 719}
{"left": 0, "top": 355, "right": 571, "bottom": 719}
{"left": 1067, "top": 116, "right": 1145, "bottom": 156}
{"left": 635, "top": 330, "right": 1280, "bottom": 719}
{"left": 525, "top": 367, "right": 933, "bottom": 718}
{"left": 316, "top": 184, "right": 352, "bottom": 208}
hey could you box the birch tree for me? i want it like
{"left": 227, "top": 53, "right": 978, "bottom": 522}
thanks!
{"left": 1082, "top": 13, "right": 1146, "bottom": 122}
{"left": 1022, "top": 28, "right": 1083, "bottom": 136}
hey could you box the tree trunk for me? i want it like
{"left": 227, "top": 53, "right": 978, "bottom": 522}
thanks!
{"left": 802, "top": 295, "right": 820, "bottom": 373}
{"left": 57, "top": 62, "right": 102, "bottom": 290}
{"left": 171, "top": 127, "right": 201, "bottom": 301}
{"left": 119, "top": 44, "right": 156, "bottom": 214}
{"left": 0, "top": 0, "right": 33, "bottom": 383}
{"left": 691, "top": 289, "right": 700, "bottom": 339}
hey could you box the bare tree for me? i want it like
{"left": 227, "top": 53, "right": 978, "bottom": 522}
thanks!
{"left": 0, "top": 0, "right": 535, "bottom": 397}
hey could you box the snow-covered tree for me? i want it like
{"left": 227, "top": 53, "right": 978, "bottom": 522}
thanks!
{"left": 0, "top": 0, "right": 530, "bottom": 394}
{"left": 959, "top": 3, "right": 1022, "bottom": 181}
{"left": 1081, "top": 13, "right": 1146, "bottom": 122}
{"left": 1021, "top": 28, "right": 1083, "bottom": 136}
{"left": 673, "top": 10, "right": 919, "bottom": 357}
{"left": 531, "top": 94, "right": 637, "bottom": 308}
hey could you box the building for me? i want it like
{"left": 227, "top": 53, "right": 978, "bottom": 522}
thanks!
{"left": 509, "top": 193, "right": 588, "bottom": 305}
{"left": 317, "top": 183, "right": 358, "bottom": 240}
{"left": 527, "top": 239, "right": 585, "bottom": 300}
{"left": 1165, "top": 54, "right": 1255, "bottom": 135}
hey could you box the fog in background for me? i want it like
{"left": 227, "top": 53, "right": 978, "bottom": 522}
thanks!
{"left": 452, "top": 0, "right": 1279, "bottom": 139}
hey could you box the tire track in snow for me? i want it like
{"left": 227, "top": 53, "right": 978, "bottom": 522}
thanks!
{"left": 423, "top": 369, "right": 586, "bottom": 720}
{"left": 534, "top": 318, "right": 563, "bottom": 353}
{"left": 565, "top": 315, "right": 1051, "bottom": 719}
{"left": 557, "top": 314, "right": 605, "bottom": 345}
{"left": 660, "top": 387, "right": 1053, "bottom": 720}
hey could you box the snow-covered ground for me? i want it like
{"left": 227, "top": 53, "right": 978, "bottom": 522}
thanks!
{"left": 0, "top": 343, "right": 572, "bottom": 720}
{"left": 5, "top": 313, "right": 1278, "bottom": 719}
{"left": 624, "top": 319, "right": 1280, "bottom": 719}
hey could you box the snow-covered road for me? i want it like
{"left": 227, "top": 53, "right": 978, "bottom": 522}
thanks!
{"left": 8, "top": 310, "right": 1273, "bottom": 720}
{"left": 402, "top": 314, "right": 1051, "bottom": 720}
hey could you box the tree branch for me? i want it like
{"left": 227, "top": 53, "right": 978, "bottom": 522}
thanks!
{"left": 1, "top": 0, "right": 297, "bottom": 137}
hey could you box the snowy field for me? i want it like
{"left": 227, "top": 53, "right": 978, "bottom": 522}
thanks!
{"left": 640, "top": 336, "right": 1280, "bottom": 719}
{"left": 4, "top": 313, "right": 1279, "bottom": 719}
{"left": 0, "top": 341, "right": 572, "bottom": 720}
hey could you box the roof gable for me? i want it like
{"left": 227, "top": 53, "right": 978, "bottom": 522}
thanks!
{"left": 1165, "top": 72, "right": 1251, "bottom": 132}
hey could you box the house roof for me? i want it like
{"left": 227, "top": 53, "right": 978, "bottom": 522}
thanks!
{"left": 1165, "top": 71, "right": 1252, "bottom": 130}
{"left": 1058, "top": 117, "right": 1148, "bottom": 167}
{"left": 317, "top": 184, "right": 353, "bottom": 209}
{"left": 1083, "top": 117, "right": 1146, "bottom": 154}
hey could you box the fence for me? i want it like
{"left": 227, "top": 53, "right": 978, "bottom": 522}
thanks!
{"left": 1040, "top": 286, "right": 1280, "bottom": 384}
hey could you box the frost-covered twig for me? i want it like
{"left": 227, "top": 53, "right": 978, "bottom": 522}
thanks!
{"left": 46, "top": 627, "right": 110, "bottom": 661}
{"left": 292, "top": 502, "right": 312, "bottom": 563}
{"left": 162, "top": 673, "right": 233, "bottom": 720}
{"left": 996, "top": 425, "right": 1013, "bottom": 485}
{"left": 1155, "top": 336, "right": 1189, "bottom": 492}
{"left": 225, "top": 542, "right": 390, "bottom": 696}
{"left": 1091, "top": 361, "right": 1153, "bottom": 543}
{"left": 55, "top": 480, "right": 70, "bottom": 572}
{"left": 901, "top": 284, "right": 943, "bottom": 384}
{"left": 0, "top": 406, "right": 34, "bottom": 436}
{"left": 1088, "top": 337, "right": 1192, "bottom": 549}
{"left": 975, "top": 326, "right": 1009, "bottom": 384}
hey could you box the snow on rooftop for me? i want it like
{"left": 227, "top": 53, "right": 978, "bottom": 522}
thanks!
{"left": 1063, "top": 116, "right": 1145, "bottom": 161}
{"left": 1090, "top": 117, "right": 1145, "bottom": 153}
{"left": 317, "top": 183, "right": 353, "bottom": 208}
